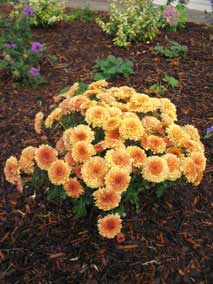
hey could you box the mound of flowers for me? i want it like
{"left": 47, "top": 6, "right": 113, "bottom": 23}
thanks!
{"left": 4, "top": 81, "right": 206, "bottom": 239}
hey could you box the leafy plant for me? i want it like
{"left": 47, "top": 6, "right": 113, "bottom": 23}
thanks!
{"left": 67, "top": 7, "right": 97, "bottom": 22}
{"left": 155, "top": 39, "right": 188, "bottom": 58}
{"left": 162, "top": 75, "right": 179, "bottom": 88}
{"left": 4, "top": 81, "right": 206, "bottom": 239}
{"left": 0, "top": 5, "right": 46, "bottom": 88}
{"left": 97, "top": 0, "right": 162, "bottom": 47}
{"left": 149, "top": 84, "right": 167, "bottom": 95}
{"left": 47, "top": 54, "right": 58, "bottom": 65}
{"left": 93, "top": 55, "right": 134, "bottom": 80}
{"left": 11, "top": 0, "right": 66, "bottom": 27}
{"left": 161, "top": 4, "right": 186, "bottom": 31}
{"left": 204, "top": 126, "right": 213, "bottom": 139}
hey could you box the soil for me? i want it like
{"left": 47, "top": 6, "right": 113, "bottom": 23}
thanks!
{"left": 0, "top": 19, "right": 213, "bottom": 284}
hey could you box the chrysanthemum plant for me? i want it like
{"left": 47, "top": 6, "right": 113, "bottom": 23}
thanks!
{"left": 4, "top": 80, "right": 206, "bottom": 239}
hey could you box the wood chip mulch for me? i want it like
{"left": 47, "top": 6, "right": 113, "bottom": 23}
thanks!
{"left": 0, "top": 20, "right": 213, "bottom": 284}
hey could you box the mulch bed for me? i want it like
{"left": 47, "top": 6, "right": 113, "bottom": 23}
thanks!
{"left": 0, "top": 18, "right": 213, "bottom": 284}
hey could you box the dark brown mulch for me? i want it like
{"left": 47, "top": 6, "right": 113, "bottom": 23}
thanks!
{"left": 0, "top": 20, "right": 213, "bottom": 284}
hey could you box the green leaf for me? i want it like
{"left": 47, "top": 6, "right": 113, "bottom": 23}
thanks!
{"left": 47, "top": 54, "right": 58, "bottom": 65}
{"left": 162, "top": 75, "right": 179, "bottom": 88}
{"left": 72, "top": 197, "right": 87, "bottom": 219}
{"left": 47, "top": 185, "right": 67, "bottom": 200}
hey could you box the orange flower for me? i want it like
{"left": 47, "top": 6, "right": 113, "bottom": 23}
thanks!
{"left": 160, "top": 98, "right": 176, "bottom": 114}
{"left": 35, "top": 145, "right": 58, "bottom": 170}
{"left": 88, "top": 80, "right": 108, "bottom": 90}
{"left": 190, "top": 152, "right": 206, "bottom": 171}
{"left": 64, "top": 152, "right": 75, "bottom": 167}
{"left": 94, "top": 143, "right": 104, "bottom": 153}
{"left": 72, "top": 141, "right": 95, "bottom": 162}
{"left": 105, "top": 167, "right": 130, "bottom": 193}
{"left": 98, "top": 214, "right": 122, "bottom": 239}
{"left": 113, "top": 86, "right": 135, "bottom": 100}
{"left": 147, "top": 135, "right": 166, "bottom": 154}
{"left": 116, "top": 232, "right": 125, "bottom": 243}
{"left": 73, "top": 165, "right": 83, "bottom": 179}
{"left": 100, "top": 138, "right": 124, "bottom": 150}
{"left": 183, "top": 125, "right": 200, "bottom": 141}
{"left": 140, "top": 133, "right": 149, "bottom": 150}
{"left": 81, "top": 157, "right": 107, "bottom": 188}
{"left": 163, "top": 153, "right": 181, "bottom": 181}
{"left": 181, "top": 157, "right": 197, "bottom": 184}
{"left": 48, "top": 160, "right": 71, "bottom": 185}
{"left": 97, "top": 92, "right": 116, "bottom": 104}
{"left": 85, "top": 106, "right": 109, "bottom": 128}
{"left": 19, "top": 146, "right": 36, "bottom": 174}
{"left": 166, "top": 124, "right": 189, "bottom": 147}
{"left": 64, "top": 177, "right": 83, "bottom": 198}
{"left": 193, "top": 168, "right": 204, "bottom": 186}
{"left": 105, "top": 148, "right": 132, "bottom": 171}
{"left": 60, "top": 95, "right": 89, "bottom": 113}
{"left": 55, "top": 137, "right": 66, "bottom": 154}
{"left": 4, "top": 156, "right": 20, "bottom": 184}
{"left": 105, "top": 128, "right": 122, "bottom": 140}
{"left": 142, "top": 156, "right": 168, "bottom": 183}
{"left": 127, "top": 146, "right": 146, "bottom": 168}
{"left": 63, "top": 125, "right": 95, "bottom": 151}
{"left": 103, "top": 117, "right": 121, "bottom": 131}
{"left": 107, "top": 106, "right": 122, "bottom": 118}
{"left": 119, "top": 116, "right": 144, "bottom": 141}
{"left": 93, "top": 188, "right": 121, "bottom": 211}
{"left": 34, "top": 111, "right": 44, "bottom": 134}
{"left": 45, "top": 108, "right": 63, "bottom": 128}
{"left": 128, "top": 94, "right": 160, "bottom": 113}
{"left": 142, "top": 116, "right": 162, "bottom": 133}
{"left": 167, "top": 147, "right": 184, "bottom": 159}
{"left": 182, "top": 139, "right": 204, "bottom": 154}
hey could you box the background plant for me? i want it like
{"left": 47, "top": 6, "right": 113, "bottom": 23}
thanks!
{"left": 97, "top": 0, "right": 162, "bottom": 47}
{"left": 154, "top": 38, "right": 188, "bottom": 58}
{"left": 93, "top": 55, "right": 134, "bottom": 80}
{"left": 162, "top": 75, "right": 179, "bottom": 88}
{"left": 149, "top": 84, "right": 168, "bottom": 95}
{"left": 66, "top": 7, "right": 97, "bottom": 22}
{"left": 0, "top": 5, "right": 46, "bottom": 88}
{"left": 161, "top": 4, "right": 186, "bottom": 31}
{"left": 12, "top": 0, "right": 67, "bottom": 27}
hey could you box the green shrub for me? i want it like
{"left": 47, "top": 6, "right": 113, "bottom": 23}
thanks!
{"left": 155, "top": 38, "right": 188, "bottom": 58}
{"left": 93, "top": 55, "right": 134, "bottom": 80}
{"left": 12, "top": 0, "right": 66, "bottom": 27}
{"left": 97, "top": 0, "right": 162, "bottom": 47}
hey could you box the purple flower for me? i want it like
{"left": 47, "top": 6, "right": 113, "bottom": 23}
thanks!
{"left": 5, "top": 43, "right": 16, "bottom": 48}
{"left": 163, "top": 6, "right": 179, "bottom": 26}
{"left": 23, "top": 5, "right": 34, "bottom": 17}
{"left": 31, "top": 42, "right": 43, "bottom": 52}
{"left": 206, "top": 125, "right": 213, "bottom": 135}
{"left": 29, "top": 67, "right": 40, "bottom": 77}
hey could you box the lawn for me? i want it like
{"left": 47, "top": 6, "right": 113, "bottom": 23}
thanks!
{"left": 0, "top": 3, "right": 213, "bottom": 284}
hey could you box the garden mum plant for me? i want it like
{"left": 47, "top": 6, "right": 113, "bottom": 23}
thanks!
{"left": 4, "top": 80, "right": 206, "bottom": 239}
{"left": 0, "top": 5, "right": 45, "bottom": 88}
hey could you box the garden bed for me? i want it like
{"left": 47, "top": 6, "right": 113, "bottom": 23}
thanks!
{"left": 0, "top": 19, "right": 213, "bottom": 283}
